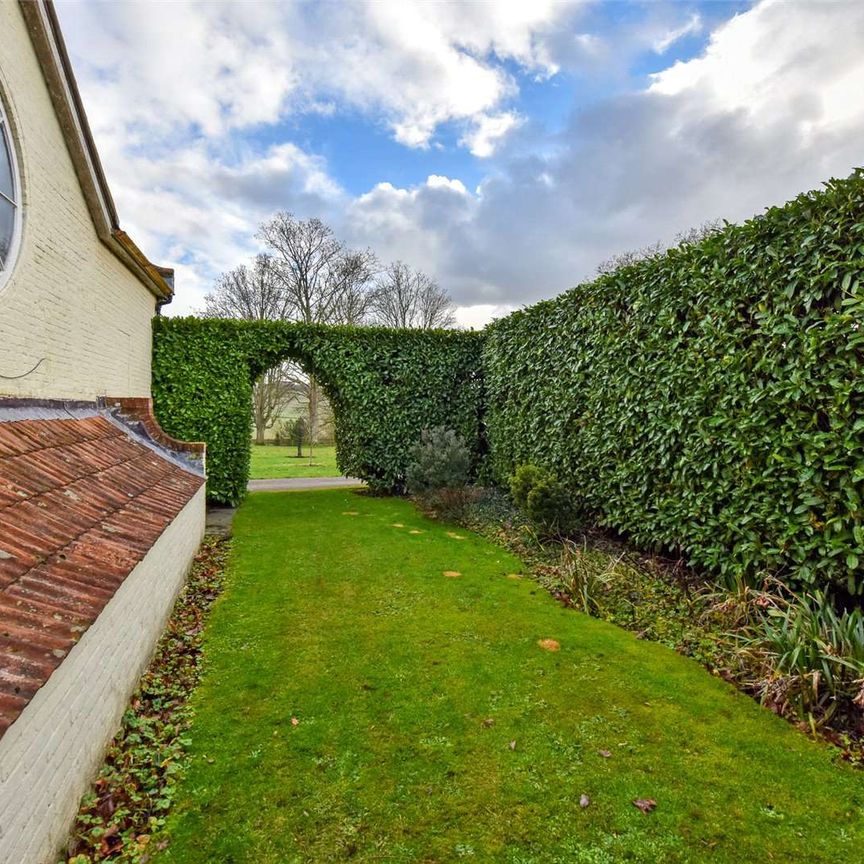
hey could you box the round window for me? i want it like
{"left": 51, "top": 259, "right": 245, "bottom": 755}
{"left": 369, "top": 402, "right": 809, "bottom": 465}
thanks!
{"left": 0, "top": 96, "right": 22, "bottom": 290}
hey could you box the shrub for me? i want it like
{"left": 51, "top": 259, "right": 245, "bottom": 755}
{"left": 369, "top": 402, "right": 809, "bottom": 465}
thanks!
{"left": 406, "top": 426, "right": 470, "bottom": 493}
{"left": 407, "top": 426, "right": 471, "bottom": 519}
{"left": 508, "top": 463, "right": 544, "bottom": 511}
{"left": 509, "top": 463, "right": 578, "bottom": 537}
{"left": 485, "top": 170, "right": 864, "bottom": 592}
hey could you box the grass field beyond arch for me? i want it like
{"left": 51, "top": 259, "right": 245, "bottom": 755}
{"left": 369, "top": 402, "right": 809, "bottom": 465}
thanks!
{"left": 156, "top": 490, "right": 863, "bottom": 863}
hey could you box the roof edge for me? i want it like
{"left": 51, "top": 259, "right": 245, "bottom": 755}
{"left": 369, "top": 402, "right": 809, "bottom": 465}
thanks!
{"left": 17, "top": 0, "right": 173, "bottom": 304}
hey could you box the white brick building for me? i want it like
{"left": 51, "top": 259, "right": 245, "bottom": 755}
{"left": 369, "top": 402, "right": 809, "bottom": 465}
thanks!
{"left": 0, "top": 3, "right": 206, "bottom": 861}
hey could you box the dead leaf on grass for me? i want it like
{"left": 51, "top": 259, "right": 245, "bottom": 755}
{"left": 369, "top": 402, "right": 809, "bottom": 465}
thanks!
{"left": 443, "top": 570, "right": 462, "bottom": 578}
{"left": 342, "top": 511, "right": 360, "bottom": 516}
{"left": 391, "top": 523, "right": 405, "bottom": 528}
{"left": 579, "top": 794, "right": 591, "bottom": 809}
{"left": 446, "top": 532, "right": 466, "bottom": 540}
{"left": 506, "top": 573, "right": 524, "bottom": 580}
{"left": 509, "top": 740, "right": 517, "bottom": 751}
{"left": 482, "top": 717, "right": 495, "bottom": 728}
{"left": 537, "top": 638, "right": 560, "bottom": 652}
{"left": 409, "top": 529, "right": 424, "bottom": 535}
{"left": 632, "top": 798, "right": 657, "bottom": 814}
{"left": 598, "top": 749, "right": 612, "bottom": 758}
{"left": 291, "top": 716, "right": 299, "bottom": 727}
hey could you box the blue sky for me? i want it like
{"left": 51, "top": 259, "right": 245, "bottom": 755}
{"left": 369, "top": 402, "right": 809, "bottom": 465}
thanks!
{"left": 55, "top": 0, "right": 864, "bottom": 325}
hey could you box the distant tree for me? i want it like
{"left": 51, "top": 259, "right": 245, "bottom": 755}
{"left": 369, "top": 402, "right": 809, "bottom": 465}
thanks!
{"left": 202, "top": 254, "right": 286, "bottom": 319}
{"left": 291, "top": 417, "right": 307, "bottom": 458}
{"left": 595, "top": 241, "right": 664, "bottom": 276}
{"left": 673, "top": 219, "right": 723, "bottom": 247}
{"left": 256, "top": 213, "right": 377, "bottom": 324}
{"left": 256, "top": 213, "right": 377, "bottom": 440}
{"left": 370, "top": 261, "right": 456, "bottom": 329}
{"left": 595, "top": 220, "right": 722, "bottom": 276}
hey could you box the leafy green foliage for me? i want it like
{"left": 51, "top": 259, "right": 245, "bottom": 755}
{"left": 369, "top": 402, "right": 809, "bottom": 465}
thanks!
{"left": 63, "top": 538, "right": 229, "bottom": 863}
{"left": 152, "top": 319, "right": 484, "bottom": 503}
{"left": 485, "top": 170, "right": 864, "bottom": 592}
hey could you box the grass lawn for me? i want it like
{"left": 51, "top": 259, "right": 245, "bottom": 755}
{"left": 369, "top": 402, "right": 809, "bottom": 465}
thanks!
{"left": 249, "top": 444, "right": 340, "bottom": 479}
{"left": 156, "top": 491, "right": 863, "bottom": 864}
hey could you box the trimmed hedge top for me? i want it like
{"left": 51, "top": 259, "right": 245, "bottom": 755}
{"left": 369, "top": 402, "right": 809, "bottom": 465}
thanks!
{"left": 484, "top": 170, "right": 864, "bottom": 591}
{"left": 152, "top": 318, "right": 484, "bottom": 505}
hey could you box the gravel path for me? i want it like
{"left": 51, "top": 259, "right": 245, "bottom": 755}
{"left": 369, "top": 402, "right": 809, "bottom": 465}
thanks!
{"left": 247, "top": 476, "right": 364, "bottom": 491}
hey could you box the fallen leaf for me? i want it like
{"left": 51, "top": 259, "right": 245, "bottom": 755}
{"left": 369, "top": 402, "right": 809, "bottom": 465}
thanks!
{"left": 579, "top": 794, "right": 591, "bottom": 809}
{"left": 443, "top": 570, "right": 461, "bottom": 578}
{"left": 632, "top": 798, "right": 657, "bottom": 814}
{"left": 482, "top": 717, "right": 495, "bottom": 728}
{"left": 342, "top": 511, "right": 359, "bottom": 516}
{"left": 598, "top": 749, "right": 612, "bottom": 758}
{"left": 446, "top": 532, "right": 466, "bottom": 540}
{"left": 509, "top": 740, "right": 517, "bottom": 751}
{"left": 409, "top": 529, "right": 424, "bottom": 535}
{"left": 538, "top": 638, "right": 560, "bottom": 652}
{"left": 506, "top": 573, "right": 524, "bottom": 580}
{"left": 291, "top": 716, "right": 300, "bottom": 727}
{"left": 391, "top": 523, "right": 405, "bottom": 528}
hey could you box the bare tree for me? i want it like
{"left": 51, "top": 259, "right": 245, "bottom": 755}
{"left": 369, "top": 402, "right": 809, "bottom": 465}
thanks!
{"left": 202, "top": 254, "right": 288, "bottom": 320}
{"left": 673, "top": 219, "right": 723, "bottom": 246}
{"left": 256, "top": 213, "right": 377, "bottom": 324}
{"left": 370, "top": 260, "right": 456, "bottom": 329}
{"left": 256, "top": 213, "right": 377, "bottom": 440}
{"left": 595, "top": 241, "right": 664, "bottom": 276}
{"left": 596, "top": 220, "right": 723, "bottom": 276}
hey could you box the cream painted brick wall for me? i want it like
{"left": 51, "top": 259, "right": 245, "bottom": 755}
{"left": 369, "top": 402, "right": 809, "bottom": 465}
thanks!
{"left": 0, "top": 3, "right": 156, "bottom": 401}
{"left": 0, "top": 486, "right": 206, "bottom": 864}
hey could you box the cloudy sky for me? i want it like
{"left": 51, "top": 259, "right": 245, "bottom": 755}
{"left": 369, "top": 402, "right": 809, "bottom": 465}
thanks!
{"left": 56, "top": 0, "right": 864, "bottom": 327}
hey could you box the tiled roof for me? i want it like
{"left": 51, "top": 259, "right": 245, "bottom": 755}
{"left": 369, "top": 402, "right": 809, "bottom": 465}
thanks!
{"left": 0, "top": 412, "right": 204, "bottom": 737}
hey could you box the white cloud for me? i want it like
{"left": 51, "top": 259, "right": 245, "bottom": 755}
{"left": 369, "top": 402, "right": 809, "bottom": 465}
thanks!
{"left": 649, "top": 0, "right": 864, "bottom": 138}
{"left": 652, "top": 13, "right": 702, "bottom": 55}
{"left": 56, "top": 0, "right": 585, "bottom": 149}
{"left": 337, "top": 0, "right": 864, "bottom": 311}
{"left": 453, "top": 304, "right": 516, "bottom": 330}
{"left": 54, "top": 0, "right": 864, "bottom": 319}
{"left": 460, "top": 112, "right": 522, "bottom": 158}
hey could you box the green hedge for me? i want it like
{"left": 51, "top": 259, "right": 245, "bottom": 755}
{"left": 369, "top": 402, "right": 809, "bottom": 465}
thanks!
{"left": 484, "top": 171, "right": 864, "bottom": 592}
{"left": 152, "top": 318, "right": 484, "bottom": 504}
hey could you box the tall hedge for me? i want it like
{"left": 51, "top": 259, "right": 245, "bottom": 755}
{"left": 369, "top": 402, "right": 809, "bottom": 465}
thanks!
{"left": 484, "top": 171, "right": 864, "bottom": 592}
{"left": 152, "top": 318, "right": 484, "bottom": 504}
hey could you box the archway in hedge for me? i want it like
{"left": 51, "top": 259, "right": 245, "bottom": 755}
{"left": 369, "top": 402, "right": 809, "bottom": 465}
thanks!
{"left": 151, "top": 318, "right": 485, "bottom": 504}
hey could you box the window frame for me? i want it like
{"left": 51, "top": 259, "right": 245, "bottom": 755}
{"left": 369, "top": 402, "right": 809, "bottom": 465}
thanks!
{"left": 0, "top": 93, "right": 23, "bottom": 295}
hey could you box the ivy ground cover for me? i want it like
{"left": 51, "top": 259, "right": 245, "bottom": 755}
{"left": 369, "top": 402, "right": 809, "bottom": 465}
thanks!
{"left": 154, "top": 491, "right": 863, "bottom": 863}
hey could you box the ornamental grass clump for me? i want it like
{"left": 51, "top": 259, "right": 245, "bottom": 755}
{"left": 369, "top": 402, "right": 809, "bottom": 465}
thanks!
{"left": 739, "top": 588, "right": 864, "bottom": 729}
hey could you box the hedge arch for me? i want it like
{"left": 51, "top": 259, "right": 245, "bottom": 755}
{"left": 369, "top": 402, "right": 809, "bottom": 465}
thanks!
{"left": 151, "top": 317, "right": 485, "bottom": 504}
